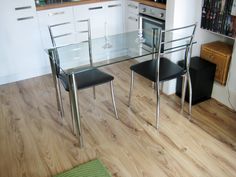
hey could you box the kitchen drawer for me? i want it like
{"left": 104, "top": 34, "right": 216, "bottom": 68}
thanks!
{"left": 13, "top": 0, "right": 35, "bottom": 8}
{"left": 105, "top": 1, "right": 124, "bottom": 35}
{"left": 75, "top": 20, "right": 89, "bottom": 32}
{"left": 126, "top": 13, "right": 139, "bottom": 32}
{"left": 127, "top": 0, "right": 139, "bottom": 15}
{"left": 74, "top": 20, "right": 89, "bottom": 42}
{"left": 49, "top": 22, "right": 74, "bottom": 37}
{"left": 73, "top": 4, "right": 90, "bottom": 20}
{"left": 75, "top": 32, "right": 89, "bottom": 43}
{"left": 54, "top": 33, "right": 75, "bottom": 46}
{"left": 38, "top": 7, "right": 74, "bottom": 26}
{"left": 14, "top": 5, "right": 35, "bottom": 19}
{"left": 200, "top": 41, "right": 233, "bottom": 85}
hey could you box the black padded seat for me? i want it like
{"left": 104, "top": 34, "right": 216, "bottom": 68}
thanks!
{"left": 130, "top": 58, "right": 185, "bottom": 82}
{"left": 59, "top": 68, "right": 114, "bottom": 91}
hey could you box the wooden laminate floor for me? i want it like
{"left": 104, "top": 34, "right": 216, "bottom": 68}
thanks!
{"left": 0, "top": 61, "right": 236, "bottom": 177}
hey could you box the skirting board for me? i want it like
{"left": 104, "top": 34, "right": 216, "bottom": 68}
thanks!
{"left": 0, "top": 66, "right": 51, "bottom": 86}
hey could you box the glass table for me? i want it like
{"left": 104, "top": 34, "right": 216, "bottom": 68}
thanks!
{"left": 46, "top": 30, "right": 155, "bottom": 147}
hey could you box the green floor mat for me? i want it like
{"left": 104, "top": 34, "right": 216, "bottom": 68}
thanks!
{"left": 54, "top": 159, "right": 112, "bottom": 177}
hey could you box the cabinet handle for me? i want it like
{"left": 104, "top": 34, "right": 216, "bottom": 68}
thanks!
{"left": 128, "top": 4, "right": 138, "bottom": 9}
{"left": 15, "top": 6, "right": 32, "bottom": 11}
{"left": 48, "top": 11, "right": 65, "bottom": 16}
{"left": 17, "top": 16, "right": 34, "bottom": 21}
{"left": 50, "top": 22, "right": 71, "bottom": 28}
{"left": 89, "top": 6, "right": 103, "bottom": 10}
{"left": 108, "top": 4, "right": 121, "bottom": 8}
{"left": 128, "top": 16, "right": 138, "bottom": 22}
{"left": 78, "top": 19, "right": 89, "bottom": 23}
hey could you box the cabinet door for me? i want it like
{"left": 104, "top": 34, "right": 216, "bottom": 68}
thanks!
{"left": 126, "top": 13, "right": 139, "bottom": 32}
{"left": 74, "top": 4, "right": 90, "bottom": 42}
{"left": 125, "top": 0, "right": 139, "bottom": 32}
{"left": 12, "top": 0, "right": 35, "bottom": 8}
{"left": 0, "top": 0, "right": 47, "bottom": 84}
{"left": 88, "top": 3, "right": 106, "bottom": 38}
{"left": 126, "top": 0, "right": 139, "bottom": 15}
{"left": 37, "top": 7, "right": 75, "bottom": 48}
{"left": 105, "top": 1, "right": 124, "bottom": 35}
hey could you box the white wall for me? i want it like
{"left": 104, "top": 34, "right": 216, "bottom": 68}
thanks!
{"left": 163, "top": 0, "right": 197, "bottom": 94}
{"left": 164, "top": 0, "right": 236, "bottom": 110}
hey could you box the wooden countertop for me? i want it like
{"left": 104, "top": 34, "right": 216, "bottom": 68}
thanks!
{"left": 134, "top": 0, "right": 166, "bottom": 9}
{"left": 36, "top": 0, "right": 166, "bottom": 11}
{"left": 36, "top": 0, "right": 112, "bottom": 11}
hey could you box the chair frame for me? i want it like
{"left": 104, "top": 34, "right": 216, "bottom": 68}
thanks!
{"left": 128, "top": 23, "right": 197, "bottom": 129}
{"left": 48, "top": 19, "right": 119, "bottom": 147}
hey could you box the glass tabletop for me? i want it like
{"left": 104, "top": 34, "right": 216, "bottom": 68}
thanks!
{"left": 46, "top": 30, "right": 154, "bottom": 75}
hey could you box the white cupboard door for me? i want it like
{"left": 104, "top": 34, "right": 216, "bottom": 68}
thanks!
{"left": 10, "top": 13, "right": 46, "bottom": 74}
{"left": 37, "top": 7, "right": 75, "bottom": 48}
{"left": 126, "top": 14, "right": 139, "bottom": 32}
{"left": 73, "top": 4, "right": 90, "bottom": 42}
{"left": 126, "top": 0, "right": 139, "bottom": 15}
{"left": 88, "top": 3, "right": 106, "bottom": 39}
{"left": 106, "top": 1, "right": 124, "bottom": 35}
{"left": 12, "top": 0, "right": 35, "bottom": 9}
{"left": 0, "top": 0, "right": 47, "bottom": 83}
{"left": 125, "top": 0, "right": 139, "bottom": 32}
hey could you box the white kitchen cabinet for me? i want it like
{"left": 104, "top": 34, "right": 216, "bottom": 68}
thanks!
{"left": 126, "top": 13, "right": 139, "bottom": 32}
{"left": 74, "top": 4, "right": 92, "bottom": 42}
{"left": 105, "top": 1, "right": 124, "bottom": 36}
{"left": 0, "top": 0, "right": 47, "bottom": 85}
{"left": 37, "top": 7, "right": 75, "bottom": 48}
{"left": 126, "top": 0, "right": 139, "bottom": 15}
{"left": 88, "top": 3, "right": 106, "bottom": 39}
{"left": 74, "top": 3, "right": 106, "bottom": 39}
{"left": 125, "top": 0, "right": 139, "bottom": 32}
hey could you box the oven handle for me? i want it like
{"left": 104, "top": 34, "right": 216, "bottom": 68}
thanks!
{"left": 139, "top": 15, "right": 165, "bottom": 25}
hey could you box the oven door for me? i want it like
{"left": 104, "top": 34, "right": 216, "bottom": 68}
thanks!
{"left": 140, "top": 15, "right": 165, "bottom": 51}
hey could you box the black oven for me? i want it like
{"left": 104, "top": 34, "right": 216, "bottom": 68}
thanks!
{"left": 139, "top": 4, "right": 166, "bottom": 51}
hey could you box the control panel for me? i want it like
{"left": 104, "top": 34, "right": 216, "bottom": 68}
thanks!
{"left": 139, "top": 4, "right": 166, "bottom": 20}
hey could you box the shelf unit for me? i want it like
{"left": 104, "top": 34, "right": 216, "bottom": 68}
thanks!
{"left": 201, "top": 0, "right": 236, "bottom": 39}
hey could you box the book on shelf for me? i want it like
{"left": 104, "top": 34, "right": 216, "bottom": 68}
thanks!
{"left": 201, "top": 0, "right": 235, "bottom": 38}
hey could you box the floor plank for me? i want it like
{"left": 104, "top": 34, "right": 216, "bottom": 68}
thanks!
{"left": 0, "top": 61, "right": 235, "bottom": 177}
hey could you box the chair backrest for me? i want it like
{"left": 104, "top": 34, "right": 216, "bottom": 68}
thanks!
{"left": 153, "top": 23, "right": 197, "bottom": 74}
{"left": 48, "top": 19, "right": 93, "bottom": 76}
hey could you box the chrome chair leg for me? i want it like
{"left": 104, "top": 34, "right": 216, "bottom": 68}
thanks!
{"left": 93, "top": 86, "right": 96, "bottom": 99}
{"left": 68, "top": 73, "right": 83, "bottom": 147}
{"left": 187, "top": 72, "right": 192, "bottom": 118}
{"left": 156, "top": 81, "right": 160, "bottom": 129}
{"left": 128, "top": 70, "right": 134, "bottom": 107}
{"left": 110, "top": 81, "right": 119, "bottom": 119}
{"left": 181, "top": 74, "right": 187, "bottom": 111}
{"left": 69, "top": 90, "right": 76, "bottom": 135}
{"left": 57, "top": 80, "right": 65, "bottom": 118}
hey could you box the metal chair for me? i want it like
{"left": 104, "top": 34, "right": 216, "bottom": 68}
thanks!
{"left": 128, "top": 23, "right": 197, "bottom": 129}
{"left": 48, "top": 19, "right": 119, "bottom": 135}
